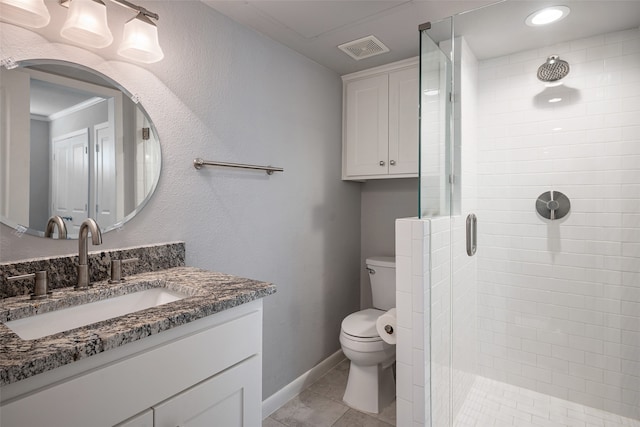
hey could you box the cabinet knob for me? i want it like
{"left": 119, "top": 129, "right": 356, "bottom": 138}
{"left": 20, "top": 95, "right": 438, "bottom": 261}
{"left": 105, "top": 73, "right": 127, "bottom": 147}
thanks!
{"left": 379, "top": 160, "right": 385, "bottom": 166}
{"left": 390, "top": 160, "right": 396, "bottom": 166}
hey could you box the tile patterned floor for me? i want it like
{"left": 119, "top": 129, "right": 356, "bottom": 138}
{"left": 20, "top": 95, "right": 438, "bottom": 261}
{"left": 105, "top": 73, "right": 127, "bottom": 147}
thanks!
{"left": 264, "top": 359, "right": 396, "bottom": 427}
{"left": 264, "top": 361, "right": 639, "bottom": 427}
{"left": 455, "top": 376, "right": 640, "bottom": 427}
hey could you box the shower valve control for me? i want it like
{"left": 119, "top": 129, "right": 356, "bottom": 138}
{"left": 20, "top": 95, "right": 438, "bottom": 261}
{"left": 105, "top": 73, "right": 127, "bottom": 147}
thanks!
{"left": 536, "top": 191, "right": 570, "bottom": 220}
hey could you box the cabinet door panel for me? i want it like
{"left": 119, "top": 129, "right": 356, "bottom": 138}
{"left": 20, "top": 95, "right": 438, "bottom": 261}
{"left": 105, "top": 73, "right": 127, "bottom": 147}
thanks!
{"left": 114, "top": 409, "right": 153, "bottom": 427}
{"left": 154, "top": 355, "right": 261, "bottom": 427}
{"left": 344, "top": 74, "right": 389, "bottom": 177}
{"left": 389, "top": 67, "right": 419, "bottom": 175}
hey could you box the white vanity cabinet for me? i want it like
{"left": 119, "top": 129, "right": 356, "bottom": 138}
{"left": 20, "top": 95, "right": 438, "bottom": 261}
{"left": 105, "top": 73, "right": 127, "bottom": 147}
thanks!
{"left": 0, "top": 300, "right": 263, "bottom": 427}
{"left": 342, "top": 58, "right": 419, "bottom": 180}
{"left": 153, "top": 355, "right": 259, "bottom": 427}
{"left": 116, "top": 356, "right": 259, "bottom": 427}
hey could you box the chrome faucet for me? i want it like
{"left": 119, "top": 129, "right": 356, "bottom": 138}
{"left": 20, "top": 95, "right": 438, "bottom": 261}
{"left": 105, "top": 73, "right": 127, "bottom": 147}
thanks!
{"left": 76, "top": 218, "right": 102, "bottom": 290}
{"left": 44, "top": 215, "right": 68, "bottom": 239}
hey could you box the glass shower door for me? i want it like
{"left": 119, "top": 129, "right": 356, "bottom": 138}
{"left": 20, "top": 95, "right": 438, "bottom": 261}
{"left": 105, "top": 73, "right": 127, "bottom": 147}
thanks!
{"left": 423, "top": 2, "right": 640, "bottom": 426}
{"left": 419, "top": 22, "right": 451, "bottom": 220}
{"left": 419, "top": 19, "right": 455, "bottom": 427}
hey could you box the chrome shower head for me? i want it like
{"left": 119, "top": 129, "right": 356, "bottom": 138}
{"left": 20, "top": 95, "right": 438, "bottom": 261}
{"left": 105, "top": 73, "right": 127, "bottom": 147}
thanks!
{"left": 537, "top": 55, "right": 570, "bottom": 82}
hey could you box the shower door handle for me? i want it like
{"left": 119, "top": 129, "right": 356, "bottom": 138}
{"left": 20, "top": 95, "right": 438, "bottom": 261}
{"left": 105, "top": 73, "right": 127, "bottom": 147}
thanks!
{"left": 466, "top": 213, "right": 477, "bottom": 257}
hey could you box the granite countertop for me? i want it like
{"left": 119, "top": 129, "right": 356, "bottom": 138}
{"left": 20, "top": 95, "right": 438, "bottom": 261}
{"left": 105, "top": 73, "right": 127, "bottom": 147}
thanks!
{"left": 0, "top": 266, "right": 276, "bottom": 387}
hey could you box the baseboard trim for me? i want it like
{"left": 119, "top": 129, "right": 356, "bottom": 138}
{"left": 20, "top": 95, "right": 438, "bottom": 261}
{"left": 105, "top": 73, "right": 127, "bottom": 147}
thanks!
{"left": 262, "top": 349, "right": 345, "bottom": 419}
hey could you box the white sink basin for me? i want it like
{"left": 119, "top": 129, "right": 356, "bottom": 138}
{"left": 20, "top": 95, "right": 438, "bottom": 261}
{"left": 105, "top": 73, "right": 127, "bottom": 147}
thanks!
{"left": 5, "top": 288, "right": 187, "bottom": 340}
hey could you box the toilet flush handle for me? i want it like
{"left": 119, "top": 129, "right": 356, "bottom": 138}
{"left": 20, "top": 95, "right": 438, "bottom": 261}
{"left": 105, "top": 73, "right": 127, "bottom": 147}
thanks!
{"left": 366, "top": 267, "right": 376, "bottom": 275}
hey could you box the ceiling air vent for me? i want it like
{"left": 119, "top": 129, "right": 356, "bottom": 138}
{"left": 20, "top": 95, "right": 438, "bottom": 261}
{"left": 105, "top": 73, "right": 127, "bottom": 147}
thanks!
{"left": 338, "top": 35, "right": 389, "bottom": 61}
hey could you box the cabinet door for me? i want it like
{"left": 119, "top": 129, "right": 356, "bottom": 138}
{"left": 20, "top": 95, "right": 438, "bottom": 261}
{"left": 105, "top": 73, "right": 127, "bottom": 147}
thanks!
{"left": 344, "top": 74, "right": 389, "bottom": 177}
{"left": 388, "top": 66, "right": 419, "bottom": 175}
{"left": 153, "top": 355, "right": 261, "bottom": 427}
{"left": 114, "top": 409, "right": 153, "bottom": 427}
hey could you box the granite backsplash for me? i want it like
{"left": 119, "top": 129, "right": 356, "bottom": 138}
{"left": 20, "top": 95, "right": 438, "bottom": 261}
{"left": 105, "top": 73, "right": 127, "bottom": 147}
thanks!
{"left": 0, "top": 242, "right": 185, "bottom": 299}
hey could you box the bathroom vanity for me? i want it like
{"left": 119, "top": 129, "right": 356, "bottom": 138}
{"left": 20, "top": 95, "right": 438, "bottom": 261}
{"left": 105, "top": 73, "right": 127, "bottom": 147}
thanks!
{"left": 0, "top": 263, "right": 275, "bottom": 427}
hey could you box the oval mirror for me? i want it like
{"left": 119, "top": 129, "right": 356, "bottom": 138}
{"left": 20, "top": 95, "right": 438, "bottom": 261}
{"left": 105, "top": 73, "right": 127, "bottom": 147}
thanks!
{"left": 0, "top": 60, "right": 161, "bottom": 239}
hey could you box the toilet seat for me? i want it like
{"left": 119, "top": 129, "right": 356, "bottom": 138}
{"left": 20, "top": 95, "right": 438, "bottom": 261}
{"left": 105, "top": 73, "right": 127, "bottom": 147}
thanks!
{"left": 341, "top": 308, "right": 385, "bottom": 339}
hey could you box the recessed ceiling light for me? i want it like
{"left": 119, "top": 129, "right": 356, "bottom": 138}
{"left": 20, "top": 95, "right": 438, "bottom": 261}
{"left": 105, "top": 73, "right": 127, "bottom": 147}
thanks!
{"left": 545, "top": 81, "right": 564, "bottom": 88}
{"left": 525, "top": 6, "right": 570, "bottom": 27}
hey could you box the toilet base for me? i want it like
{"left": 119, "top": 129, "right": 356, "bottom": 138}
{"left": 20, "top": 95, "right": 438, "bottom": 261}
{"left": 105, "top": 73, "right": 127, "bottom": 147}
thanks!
{"left": 343, "top": 361, "right": 395, "bottom": 414}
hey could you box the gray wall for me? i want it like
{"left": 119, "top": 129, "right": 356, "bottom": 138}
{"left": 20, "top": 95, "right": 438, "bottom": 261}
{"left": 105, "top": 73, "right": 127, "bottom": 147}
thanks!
{"left": 1, "top": 2, "right": 362, "bottom": 399}
{"left": 50, "top": 100, "right": 108, "bottom": 140}
{"left": 360, "top": 178, "right": 418, "bottom": 308}
{"left": 29, "top": 119, "right": 50, "bottom": 231}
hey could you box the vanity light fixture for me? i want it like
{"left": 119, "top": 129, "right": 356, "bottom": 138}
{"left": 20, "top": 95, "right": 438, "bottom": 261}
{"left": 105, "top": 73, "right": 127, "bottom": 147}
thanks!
{"left": 0, "top": 0, "right": 163, "bottom": 63}
{"left": 0, "top": 0, "right": 50, "bottom": 28}
{"left": 525, "top": 6, "right": 570, "bottom": 27}
{"left": 59, "top": 0, "right": 163, "bottom": 62}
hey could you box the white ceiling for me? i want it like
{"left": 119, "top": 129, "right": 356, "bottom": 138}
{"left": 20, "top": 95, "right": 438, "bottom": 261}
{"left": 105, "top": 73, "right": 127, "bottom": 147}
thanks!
{"left": 30, "top": 78, "right": 99, "bottom": 118}
{"left": 203, "top": 0, "right": 640, "bottom": 76}
{"left": 27, "top": 65, "right": 115, "bottom": 118}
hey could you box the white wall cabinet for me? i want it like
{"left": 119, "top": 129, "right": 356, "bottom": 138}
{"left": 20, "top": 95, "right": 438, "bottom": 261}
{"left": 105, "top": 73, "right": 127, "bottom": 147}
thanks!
{"left": 342, "top": 58, "right": 419, "bottom": 180}
{"left": 0, "top": 301, "right": 263, "bottom": 427}
{"left": 115, "top": 410, "right": 153, "bottom": 427}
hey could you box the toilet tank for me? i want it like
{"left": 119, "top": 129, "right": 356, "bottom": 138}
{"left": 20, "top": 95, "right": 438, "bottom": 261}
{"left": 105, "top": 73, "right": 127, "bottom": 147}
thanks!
{"left": 366, "top": 256, "right": 396, "bottom": 310}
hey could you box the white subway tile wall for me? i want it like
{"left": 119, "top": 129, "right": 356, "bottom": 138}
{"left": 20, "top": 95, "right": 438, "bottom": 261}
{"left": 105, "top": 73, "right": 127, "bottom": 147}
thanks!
{"left": 396, "top": 217, "right": 430, "bottom": 427}
{"left": 430, "top": 216, "right": 453, "bottom": 427}
{"left": 476, "top": 28, "right": 640, "bottom": 420}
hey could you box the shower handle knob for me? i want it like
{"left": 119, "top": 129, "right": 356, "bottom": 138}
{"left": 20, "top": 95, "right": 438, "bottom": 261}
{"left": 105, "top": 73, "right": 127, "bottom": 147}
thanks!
{"left": 390, "top": 160, "right": 396, "bottom": 166}
{"left": 536, "top": 191, "right": 570, "bottom": 220}
{"left": 379, "top": 160, "right": 385, "bottom": 166}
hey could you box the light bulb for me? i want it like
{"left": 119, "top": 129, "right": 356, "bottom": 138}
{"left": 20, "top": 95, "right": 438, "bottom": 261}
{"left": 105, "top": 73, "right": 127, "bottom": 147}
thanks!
{"left": 0, "top": 0, "right": 50, "bottom": 28}
{"left": 60, "top": 0, "right": 113, "bottom": 48}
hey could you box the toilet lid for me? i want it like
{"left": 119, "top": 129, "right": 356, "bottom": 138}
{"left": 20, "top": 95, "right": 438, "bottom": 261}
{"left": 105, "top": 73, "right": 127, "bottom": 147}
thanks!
{"left": 341, "top": 309, "right": 385, "bottom": 338}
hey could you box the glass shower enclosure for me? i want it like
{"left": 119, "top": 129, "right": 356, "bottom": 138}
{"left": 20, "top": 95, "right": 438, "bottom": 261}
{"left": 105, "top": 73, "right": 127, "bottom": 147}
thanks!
{"left": 419, "top": 2, "right": 640, "bottom": 426}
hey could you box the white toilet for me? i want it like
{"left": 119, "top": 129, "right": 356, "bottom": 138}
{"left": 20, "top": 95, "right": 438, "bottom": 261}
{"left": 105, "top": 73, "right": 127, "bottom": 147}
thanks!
{"left": 340, "top": 256, "right": 396, "bottom": 414}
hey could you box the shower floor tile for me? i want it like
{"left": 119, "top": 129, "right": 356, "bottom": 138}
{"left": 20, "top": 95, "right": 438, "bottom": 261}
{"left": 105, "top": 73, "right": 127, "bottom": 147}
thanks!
{"left": 455, "top": 376, "right": 640, "bottom": 427}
